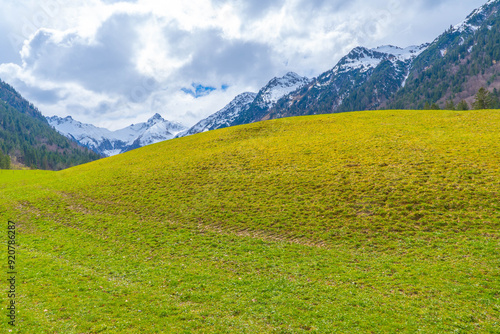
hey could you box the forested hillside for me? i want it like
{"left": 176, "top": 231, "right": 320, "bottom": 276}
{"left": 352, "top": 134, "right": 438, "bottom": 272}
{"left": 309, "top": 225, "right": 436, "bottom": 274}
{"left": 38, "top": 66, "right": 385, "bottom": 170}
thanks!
{"left": 389, "top": 1, "right": 500, "bottom": 109}
{"left": 0, "top": 79, "right": 101, "bottom": 170}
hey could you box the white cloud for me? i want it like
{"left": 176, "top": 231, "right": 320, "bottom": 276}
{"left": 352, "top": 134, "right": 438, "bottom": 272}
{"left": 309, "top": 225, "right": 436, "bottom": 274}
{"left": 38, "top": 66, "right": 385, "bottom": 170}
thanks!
{"left": 0, "top": 0, "right": 488, "bottom": 129}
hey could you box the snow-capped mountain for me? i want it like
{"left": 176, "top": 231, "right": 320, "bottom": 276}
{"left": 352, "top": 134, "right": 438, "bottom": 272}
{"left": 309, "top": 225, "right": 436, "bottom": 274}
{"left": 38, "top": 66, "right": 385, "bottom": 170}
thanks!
{"left": 267, "top": 43, "right": 428, "bottom": 119}
{"left": 268, "top": 0, "right": 500, "bottom": 116}
{"left": 323, "top": 44, "right": 428, "bottom": 84}
{"left": 179, "top": 72, "right": 310, "bottom": 137}
{"left": 452, "top": 0, "right": 498, "bottom": 34}
{"left": 254, "top": 72, "right": 311, "bottom": 109}
{"left": 178, "top": 92, "right": 257, "bottom": 137}
{"left": 47, "top": 113, "right": 187, "bottom": 157}
{"left": 329, "top": 45, "right": 427, "bottom": 76}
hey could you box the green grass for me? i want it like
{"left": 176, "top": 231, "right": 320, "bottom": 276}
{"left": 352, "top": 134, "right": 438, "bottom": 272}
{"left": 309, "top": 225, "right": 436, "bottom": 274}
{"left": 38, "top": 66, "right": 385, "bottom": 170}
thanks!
{"left": 1, "top": 109, "right": 499, "bottom": 333}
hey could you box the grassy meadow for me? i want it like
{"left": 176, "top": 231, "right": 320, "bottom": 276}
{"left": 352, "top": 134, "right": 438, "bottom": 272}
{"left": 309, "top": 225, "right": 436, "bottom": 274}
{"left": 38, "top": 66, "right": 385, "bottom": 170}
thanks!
{"left": 1, "top": 109, "right": 499, "bottom": 333}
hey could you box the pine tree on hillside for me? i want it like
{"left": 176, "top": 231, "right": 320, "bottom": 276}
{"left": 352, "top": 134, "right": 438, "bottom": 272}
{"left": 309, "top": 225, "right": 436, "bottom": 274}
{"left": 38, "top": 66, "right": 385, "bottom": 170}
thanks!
{"left": 472, "top": 87, "right": 494, "bottom": 109}
{"left": 491, "top": 88, "right": 500, "bottom": 108}
{"left": 0, "top": 150, "right": 10, "bottom": 169}
{"left": 445, "top": 99, "right": 456, "bottom": 110}
{"left": 457, "top": 100, "right": 469, "bottom": 110}
{"left": 430, "top": 103, "right": 440, "bottom": 110}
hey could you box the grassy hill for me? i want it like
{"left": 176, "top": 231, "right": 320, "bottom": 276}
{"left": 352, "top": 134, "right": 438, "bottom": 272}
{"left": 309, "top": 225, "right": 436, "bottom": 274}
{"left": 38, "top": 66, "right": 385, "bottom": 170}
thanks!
{"left": 1, "top": 109, "right": 499, "bottom": 333}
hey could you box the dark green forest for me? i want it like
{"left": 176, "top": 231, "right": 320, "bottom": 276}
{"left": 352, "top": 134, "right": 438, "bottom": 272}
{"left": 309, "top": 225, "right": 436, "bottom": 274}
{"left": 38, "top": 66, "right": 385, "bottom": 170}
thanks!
{"left": 0, "top": 80, "right": 101, "bottom": 170}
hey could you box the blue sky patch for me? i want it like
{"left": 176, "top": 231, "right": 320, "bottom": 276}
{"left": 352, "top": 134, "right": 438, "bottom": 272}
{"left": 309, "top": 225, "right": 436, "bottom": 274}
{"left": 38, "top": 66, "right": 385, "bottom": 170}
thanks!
{"left": 182, "top": 83, "right": 217, "bottom": 98}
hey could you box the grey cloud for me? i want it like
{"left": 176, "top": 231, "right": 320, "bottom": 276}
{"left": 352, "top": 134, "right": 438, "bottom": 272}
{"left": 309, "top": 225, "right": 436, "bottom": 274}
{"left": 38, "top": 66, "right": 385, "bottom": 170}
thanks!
{"left": 239, "top": 0, "right": 286, "bottom": 19}
{"left": 294, "top": 0, "right": 352, "bottom": 13}
{"left": 100, "top": 0, "right": 137, "bottom": 3}
{"left": 212, "top": 0, "right": 286, "bottom": 19}
{"left": 0, "top": 74, "right": 61, "bottom": 104}
{"left": 170, "top": 28, "right": 276, "bottom": 88}
{"left": 23, "top": 13, "right": 154, "bottom": 101}
{"left": 21, "top": 85, "right": 61, "bottom": 104}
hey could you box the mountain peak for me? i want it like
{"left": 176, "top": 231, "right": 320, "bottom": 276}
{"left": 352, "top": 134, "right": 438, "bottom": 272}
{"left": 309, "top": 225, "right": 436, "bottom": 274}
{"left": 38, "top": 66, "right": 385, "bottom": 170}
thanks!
{"left": 47, "top": 114, "right": 187, "bottom": 157}
{"left": 256, "top": 72, "right": 311, "bottom": 108}
{"left": 283, "top": 71, "right": 301, "bottom": 79}
{"left": 236, "top": 92, "right": 258, "bottom": 100}
{"left": 332, "top": 43, "right": 429, "bottom": 76}
{"left": 176, "top": 91, "right": 258, "bottom": 138}
{"left": 148, "top": 113, "right": 164, "bottom": 122}
{"left": 453, "top": 0, "right": 500, "bottom": 33}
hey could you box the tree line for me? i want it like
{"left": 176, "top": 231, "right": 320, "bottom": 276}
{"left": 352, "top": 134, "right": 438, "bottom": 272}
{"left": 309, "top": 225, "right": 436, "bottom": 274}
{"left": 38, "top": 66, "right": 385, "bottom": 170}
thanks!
{"left": 424, "top": 87, "right": 500, "bottom": 110}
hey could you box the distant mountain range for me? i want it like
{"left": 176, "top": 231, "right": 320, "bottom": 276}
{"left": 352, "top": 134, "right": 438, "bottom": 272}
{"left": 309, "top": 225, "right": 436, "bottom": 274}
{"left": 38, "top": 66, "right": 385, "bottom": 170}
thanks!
{"left": 388, "top": 0, "right": 500, "bottom": 109}
{"left": 266, "top": 44, "right": 428, "bottom": 120}
{"left": 47, "top": 113, "right": 187, "bottom": 157}
{"left": 4, "top": 0, "right": 500, "bottom": 162}
{"left": 177, "top": 43, "right": 431, "bottom": 137}
{"left": 181, "top": 0, "right": 500, "bottom": 135}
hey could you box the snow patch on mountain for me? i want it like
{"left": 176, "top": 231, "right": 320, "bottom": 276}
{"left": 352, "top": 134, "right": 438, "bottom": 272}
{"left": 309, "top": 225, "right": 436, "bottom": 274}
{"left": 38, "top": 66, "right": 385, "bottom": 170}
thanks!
{"left": 373, "top": 44, "right": 428, "bottom": 61}
{"left": 323, "top": 43, "right": 428, "bottom": 86}
{"left": 453, "top": 0, "right": 498, "bottom": 33}
{"left": 334, "top": 47, "right": 385, "bottom": 74}
{"left": 135, "top": 113, "right": 187, "bottom": 147}
{"left": 47, "top": 113, "right": 187, "bottom": 157}
{"left": 256, "top": 72, "right": 311, "bottom": 108}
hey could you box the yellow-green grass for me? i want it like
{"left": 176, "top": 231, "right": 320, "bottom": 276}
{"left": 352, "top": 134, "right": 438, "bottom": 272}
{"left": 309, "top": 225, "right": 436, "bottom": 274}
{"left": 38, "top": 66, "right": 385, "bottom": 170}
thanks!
{"left": 1, "top": 109, "right": 499, "bottom": 333}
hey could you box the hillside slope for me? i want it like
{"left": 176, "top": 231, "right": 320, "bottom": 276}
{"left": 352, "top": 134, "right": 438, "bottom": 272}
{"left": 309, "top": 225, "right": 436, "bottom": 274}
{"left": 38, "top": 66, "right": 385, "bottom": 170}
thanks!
{"left": 1, "top": 110, "right": 499, "bottom": 333}
{"left": 0, "top": 79, "right": 101, "bottom": 169}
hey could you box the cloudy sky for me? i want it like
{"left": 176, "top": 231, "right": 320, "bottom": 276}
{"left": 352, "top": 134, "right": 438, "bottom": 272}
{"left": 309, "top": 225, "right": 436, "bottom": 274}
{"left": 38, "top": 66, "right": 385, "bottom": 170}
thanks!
{"left": 0, "top": 0, "right": 487, "bottom": 129}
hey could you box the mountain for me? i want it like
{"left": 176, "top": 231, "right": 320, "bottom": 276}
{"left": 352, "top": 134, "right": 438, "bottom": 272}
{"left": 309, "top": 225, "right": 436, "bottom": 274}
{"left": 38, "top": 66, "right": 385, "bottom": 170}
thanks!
{"left": 389, "top": 0, "right": 500, "bottom": 109}
{"left": 179, "top": 72, "right": 310, "bottom": 137}
{"left": 47, "top": 113, "right": 187, "bottom": 157}
{"left": 271, "top": 0, "right": 500, "bottom": 117}
{"left": 266, "top": 44, "right": 428, "bottom": 119}
{"left": 179, "top": 0, "right": 500, "bottom": 134}
{"left": 180, "top": 44, "right": 429, "bottom": 134}
{"left": 0, "top": 79, "right": 101, "bottom": 170}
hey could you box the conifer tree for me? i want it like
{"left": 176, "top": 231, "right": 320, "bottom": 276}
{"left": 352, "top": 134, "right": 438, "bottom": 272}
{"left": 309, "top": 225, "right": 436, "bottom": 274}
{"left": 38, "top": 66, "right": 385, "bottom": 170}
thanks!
{"left": 0, "top": 151, "right": 10, "bottom": 169}
{"left": 472, "top": 87, "right": 493, "bottom": 109}
{"left": 430, "top": 103, "right": 440, "bottom": 110}
{"left": 445, "top": 99, "right": 456, "bottom": 110}
{"left": 457, "top": 100, "right": 469, "bottom": 110}
{"left": 491, "top": 88, "right": 500, "bottom": 108}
